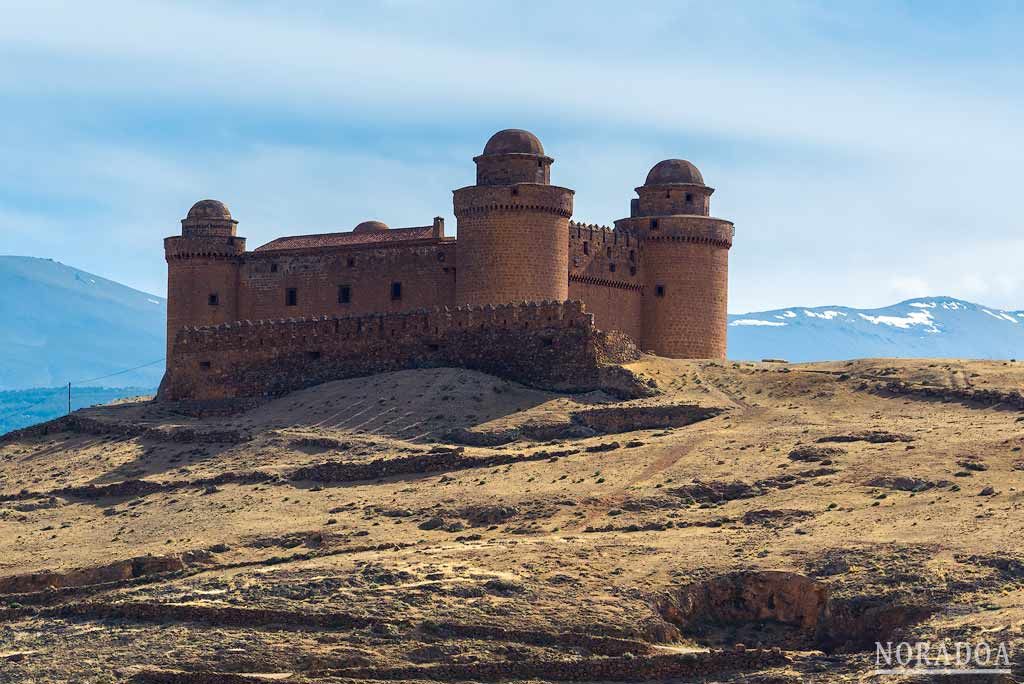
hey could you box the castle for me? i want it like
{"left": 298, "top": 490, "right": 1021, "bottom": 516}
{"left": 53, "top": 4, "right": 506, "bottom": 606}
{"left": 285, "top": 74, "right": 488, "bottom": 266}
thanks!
{"left": 159, "top": 129, "right": 734, "bottom": 401}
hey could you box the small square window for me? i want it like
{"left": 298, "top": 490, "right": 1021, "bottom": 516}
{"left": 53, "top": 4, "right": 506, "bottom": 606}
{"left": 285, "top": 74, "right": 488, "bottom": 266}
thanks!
{"left": 656, "top": 284, "right": 666, "bottom": 297}
{"left": 286, "top": 288, "right": 298, "bottom": 306}
{"left": 338, "top": 285, "right": 351, "bottom": 304}
{"left": 307, "top": 351, "right": 322, "bottom": 360}
{"left": 609, "top": 263, "right": 616, "bottom": 273}
{"left": 686, "top": 193, "right": 694, "bottom": 203}
{"left": 583, "top": 241, "right": 589, "bottom": 255}
{"left": 270, "top": 263, "right": 278, "bottom": 273}
{"left": 208, "top": 293, "right": 219, "bottom": 306}
{"left": 391, "top": 282, "right": 402, "bottom": 301}
{"left": 651, "top": 219, "right": 659, "bottom": 230}
{"left": 199, "top": 361, "right": 211, "bottom": 370}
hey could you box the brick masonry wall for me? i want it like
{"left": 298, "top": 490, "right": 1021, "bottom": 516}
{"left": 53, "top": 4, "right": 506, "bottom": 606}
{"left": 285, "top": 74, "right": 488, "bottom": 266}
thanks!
{"left": 612, "top": 215, "right": 732, "bottom": 359}
{"left": 158, "top": 301, "right": 645, "bottom": 402}
{"left": 165, "top": 234, "right": 246, "bottom": 360}
{"left": 453, "top": 184, "right": 572, "bottom": 306}
{"left": 568, "top": 222, "right": 643, "bottom": 284}
{"left": 568, "top": 221, "right": 645, "bottom": 345}
{"left": 239, "top": 242, "right": 456, "bottom": 320}
{"left": 635, "top": 185, "right": 712, "bottom": 217}
{"left": 569, "top": 280, "right": 643, "bottom": 347}
{"left": 641, "top": 237, "right": 730, "bottom": 358}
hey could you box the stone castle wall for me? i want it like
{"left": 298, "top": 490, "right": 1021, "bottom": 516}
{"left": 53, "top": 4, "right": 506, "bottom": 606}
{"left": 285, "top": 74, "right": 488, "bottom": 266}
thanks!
{"left": 239, "top": 241, "right": 457, "bottom": 321}
{"left": 612, "top": 215, "right": 733, "bottom": 358}
{"left": 158, "top": 300, "right": 647, "bottom": 402}
{"left": 568, "top": 222, "right": 645, "bottom": 345}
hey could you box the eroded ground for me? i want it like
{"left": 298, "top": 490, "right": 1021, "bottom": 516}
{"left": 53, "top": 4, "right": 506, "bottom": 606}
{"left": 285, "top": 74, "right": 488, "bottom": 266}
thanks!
{"left": 1, "top": 358, "right": 1023, "bottom": 682}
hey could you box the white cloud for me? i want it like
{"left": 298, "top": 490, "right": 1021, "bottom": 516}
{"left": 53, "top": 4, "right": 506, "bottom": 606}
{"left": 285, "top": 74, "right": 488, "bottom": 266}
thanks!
{"left": 0, "top": 1, "right": 1020, "bottom": 312}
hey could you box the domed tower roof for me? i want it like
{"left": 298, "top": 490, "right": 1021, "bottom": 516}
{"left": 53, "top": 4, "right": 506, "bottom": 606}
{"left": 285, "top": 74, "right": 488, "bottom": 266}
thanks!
{"left": 482, "top": 129, "right": 545, "bottom": 156}
{"left": 353, "top": 220, "right": 389, "bottom": 233}
{"left": 645, "top": 159, "right": 705, "bottom": 186}
{"left": 186, "top": 199, "right": 233, "bottom": 220}
{"left": 473, "top": 129, "right": 553, "bottom": 186}
{"left": 180, "top": 198, "right": 238, "bottom": 237}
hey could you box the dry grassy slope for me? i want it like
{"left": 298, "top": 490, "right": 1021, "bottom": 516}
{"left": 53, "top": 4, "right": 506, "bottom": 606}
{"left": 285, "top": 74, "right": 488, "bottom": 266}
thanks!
{"left": 0, "top": 358, "right": 1022, "bottom": 683}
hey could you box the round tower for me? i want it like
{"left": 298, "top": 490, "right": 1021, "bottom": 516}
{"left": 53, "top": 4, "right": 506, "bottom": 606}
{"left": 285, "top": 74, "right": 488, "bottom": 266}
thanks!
{"left": 164, "top": 199, "right": 246, "bottom": 360}
{"left": 453, "top": 129, "right": 574, "bottom": 306}
{"left": 615, "top": 160, "right": 734, "bottom": 359}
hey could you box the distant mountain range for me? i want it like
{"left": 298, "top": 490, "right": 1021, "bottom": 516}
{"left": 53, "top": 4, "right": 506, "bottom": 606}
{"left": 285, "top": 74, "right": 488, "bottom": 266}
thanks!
{"left": 0, "top": 256, "right": 166, "bottom": 391}
{"left": 728, "top": 297, "right": 1024, "bottom": 362}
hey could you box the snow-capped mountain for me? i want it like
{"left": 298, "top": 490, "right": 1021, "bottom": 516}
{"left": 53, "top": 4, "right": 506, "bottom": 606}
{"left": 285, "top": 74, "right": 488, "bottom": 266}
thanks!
{"left": 728, "top": 297, "right": 1024, "bottom": 362}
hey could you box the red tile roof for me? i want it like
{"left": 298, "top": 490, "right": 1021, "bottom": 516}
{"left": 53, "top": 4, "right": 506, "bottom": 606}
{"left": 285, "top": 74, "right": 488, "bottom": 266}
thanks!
{"left": 254, "top": 225, "right": 437, "bottom": 252}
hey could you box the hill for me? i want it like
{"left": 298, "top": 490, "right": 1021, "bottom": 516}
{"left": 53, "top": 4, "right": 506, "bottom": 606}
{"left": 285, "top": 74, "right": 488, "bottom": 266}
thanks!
{"left": 729, "top": 297, "right": 1024, "bottom": 362}
{"left": 0, "top": 256, "right": 165, "bottom": 390}
{"left": 1, "top": 358, "right": 1022, "bottom": 681}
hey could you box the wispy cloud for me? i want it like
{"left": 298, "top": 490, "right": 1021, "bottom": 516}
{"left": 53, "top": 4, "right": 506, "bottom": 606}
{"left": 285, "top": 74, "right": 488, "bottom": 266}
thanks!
{"left": 0, "top": 1, "right": 1021, "bottom": 310}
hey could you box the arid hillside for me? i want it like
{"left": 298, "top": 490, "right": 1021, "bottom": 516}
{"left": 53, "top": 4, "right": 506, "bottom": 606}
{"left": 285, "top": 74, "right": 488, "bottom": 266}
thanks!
{"left": 1, "top": 357, "right": 1023, "bottom": 682}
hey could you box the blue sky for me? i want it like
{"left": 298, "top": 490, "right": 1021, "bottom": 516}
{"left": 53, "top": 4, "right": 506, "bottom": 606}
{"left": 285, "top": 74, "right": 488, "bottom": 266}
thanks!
{"left": 1, "top": 0, "right": 1021, "bottom": 313}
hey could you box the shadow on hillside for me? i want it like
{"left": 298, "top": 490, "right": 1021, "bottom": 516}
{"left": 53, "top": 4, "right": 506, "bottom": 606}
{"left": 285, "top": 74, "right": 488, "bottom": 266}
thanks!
{"left": 83, "top": 436, "right": 240, "bottom": 486}
{"left": 240, "top": 367, "right": 615, "bottom": 444}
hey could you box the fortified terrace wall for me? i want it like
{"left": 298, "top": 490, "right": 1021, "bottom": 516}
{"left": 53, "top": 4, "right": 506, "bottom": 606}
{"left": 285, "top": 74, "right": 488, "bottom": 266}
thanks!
{"left": 158, "top": 300, "right": 650, "bottom": 402}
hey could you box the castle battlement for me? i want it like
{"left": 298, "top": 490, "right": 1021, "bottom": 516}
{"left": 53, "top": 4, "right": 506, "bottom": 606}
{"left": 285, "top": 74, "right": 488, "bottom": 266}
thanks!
{"left": 159, "top": 128, "right": 735, "bottom": 400}
{"left": 174, "top": 300, "right": 591, "bottom": 350}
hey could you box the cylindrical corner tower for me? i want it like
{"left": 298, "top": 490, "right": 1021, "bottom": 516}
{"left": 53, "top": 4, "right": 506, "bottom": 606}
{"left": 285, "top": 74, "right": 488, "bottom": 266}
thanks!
{"left": 453, "top": 129, "right": 574, "bottom": 306}
{"left": 164, "top": 199, "right": 246, "bottom": 360}
{"left": 615, "top": 160, "right": 734, "bottom": 359}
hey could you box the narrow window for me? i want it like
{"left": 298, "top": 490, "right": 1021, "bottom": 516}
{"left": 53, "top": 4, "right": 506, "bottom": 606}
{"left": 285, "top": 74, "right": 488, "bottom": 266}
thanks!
{"left": 347, "top": 257, "right": 355, "bottom": 268}
{"left": 606, "top": 246, "right": 612, "bottom": 258}
{"left": 270, "top": 263, "right": 278, "bottom": 273}
{"left": 685, "top": 193, "right": 693, "bottom": 204}
{"left": 656, "top": 284, "right": 666, "bottom": 297}
{"left": 651, "top": 219, "right": 659, "bottom": 230}
{"left": 208, "top": 293, "right": 219, "bottom": 306}
{"left": 338, "top": 285, "right": 351, "bottom": 304}
{"left": 609, "top": 263, "right": 616, "bottom": 273}
{"left": 629, "top": 250, "right": 636, "bottom": 262}
{"left": 286, "top": 288, "right": 298, "bottom": 306}
{"left": 391, "top": 281, "right": 402, "bottom": 301}
{"left": 583, "top": 241, "right": 589, "bottom": 255}
{"left": 630, "top": 266, "right": 637, "bottom": 276}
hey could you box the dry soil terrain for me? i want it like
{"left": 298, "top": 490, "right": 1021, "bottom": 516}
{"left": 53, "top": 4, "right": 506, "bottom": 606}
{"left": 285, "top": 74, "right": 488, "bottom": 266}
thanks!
{"left": 1, "top": 357, "right": 1023, "bottom": 682}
